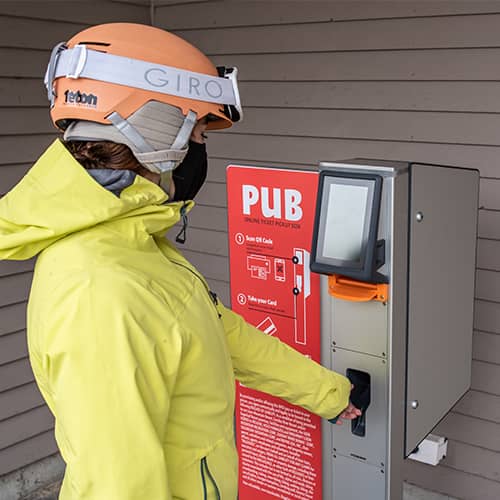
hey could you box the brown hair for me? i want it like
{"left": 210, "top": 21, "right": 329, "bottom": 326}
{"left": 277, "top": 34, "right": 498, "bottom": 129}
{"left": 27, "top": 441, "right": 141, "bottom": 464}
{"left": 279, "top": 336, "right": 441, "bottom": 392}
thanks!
{"left": 63, "top": 140, "right": 143, "bottom": 172}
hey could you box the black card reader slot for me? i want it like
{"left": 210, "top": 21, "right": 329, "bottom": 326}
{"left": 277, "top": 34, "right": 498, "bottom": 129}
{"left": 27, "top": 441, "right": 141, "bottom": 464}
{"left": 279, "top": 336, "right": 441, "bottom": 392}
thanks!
{"left": 346, "top": 369, "right": 371, "bottom": 437}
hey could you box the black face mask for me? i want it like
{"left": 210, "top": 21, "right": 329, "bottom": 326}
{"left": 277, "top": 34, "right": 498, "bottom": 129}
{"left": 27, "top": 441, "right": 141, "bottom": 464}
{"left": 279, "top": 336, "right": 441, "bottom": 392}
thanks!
{"left": 172, "top": 141, "right": 208, "bottom": 201}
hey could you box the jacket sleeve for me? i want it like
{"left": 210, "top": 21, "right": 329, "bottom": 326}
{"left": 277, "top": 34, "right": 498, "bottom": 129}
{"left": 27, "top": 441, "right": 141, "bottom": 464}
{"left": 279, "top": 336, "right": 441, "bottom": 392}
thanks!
{"left": 218, "top": 302, "right": 351, "bottom": 420}
{"left": 34, "top": 271, "right": 183, "bottom": 500}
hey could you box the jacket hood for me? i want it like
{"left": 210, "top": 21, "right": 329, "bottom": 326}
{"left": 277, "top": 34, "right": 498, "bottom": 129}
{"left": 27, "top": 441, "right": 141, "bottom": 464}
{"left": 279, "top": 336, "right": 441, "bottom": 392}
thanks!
{"left": 0, "top": 139, "right": 192, "bottom": 260}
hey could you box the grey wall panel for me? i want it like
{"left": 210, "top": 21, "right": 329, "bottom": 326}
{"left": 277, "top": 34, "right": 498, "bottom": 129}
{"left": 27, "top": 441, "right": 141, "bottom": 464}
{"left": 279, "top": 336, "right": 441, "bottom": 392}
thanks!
{"left": 209, "top": 50, "right": 500, "bottom": 81}
{"left": 0, "top": 330, "right": 27, "bottom": 365}
{"left": 0, "top": 431, "right": 58, "bottom": 476}
{"left": 439, "top": 440, "right": 500, "bottom": 482}
{"left": 0, "top": 406, "right": 54, "bottom": 451}
{"left": 0, "top": 164, "right": 33, "bottom": 195}
{"left": 0, "top": 302, "right": 27, "bottom": 336}
{"left": 155, "top": 1, "right": 500, "bottom": 29}
{"left": 222, "top": 108, "right": 500, "bottom": 147}
{"left": 480, "top": 178, "right": 500, "bottom": 208}
{"left": 176, "top": 14, "right": 500, "bottom": 54}
{"left": 0, "top": 383, "right": 44, "bottom": 421}
{"left": 0, "top": 16, "right": 86, "bottom": 49}
{"left": 0, "top": 79, "right": 46, "bottom": 107}
{"left": 471, "top": 360, "right": 500, "bottom": 395}
{"left": 207, "top": 133, "right": 500, "bottom": 178}
{"left": 0, "top": 272, "right": 33, "bottom": 308}
{"left": 0, "top": 358, "right": 34, "bottom": 392}
{"left": 478, "top": 210, "right": 500, "bottom": 240}
{"left": 454, "top": 390, "right": 500, "bottom": 424}
{"left": 474, "top": 300, "right": 500, "bottom": 334}
{"left": 156, "top": 1, "right": 500, "bottom": 496}
{"left": 0, "top": 0, "right": 150, "bottom": 477}
{"left": 0, "top": 1, "right": 149, "bottom": 23}
{"left": 237, "top": 81, "right": 500, "bottom": 113}
{"left": 473, "top": 331, "right": 500, "bottom": 365}
{"left": 0, "top": 259, "right": 34, "bottom": 278}
{"left": 0, "top": 108, "right": 54, "bottom": 136}
{"left": 0, "top": 135, "right": 56, "bottom": 165}
{"left": 477, "top": 239, "right": 500, "bottom": 271}
{"left": 435, "top": 413, "right": 500, "bottom": 453}
{"left": 405, "top": 459, "right": 500, "bottom": 500}
{"left": 476, "top": 270, "right": 500, "bottom": 302}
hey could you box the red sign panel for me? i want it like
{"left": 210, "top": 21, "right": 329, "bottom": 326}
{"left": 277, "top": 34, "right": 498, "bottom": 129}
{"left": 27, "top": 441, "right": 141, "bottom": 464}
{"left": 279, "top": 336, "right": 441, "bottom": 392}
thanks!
{"left": 227, "top": 165, "right": 321, "bottom": 500}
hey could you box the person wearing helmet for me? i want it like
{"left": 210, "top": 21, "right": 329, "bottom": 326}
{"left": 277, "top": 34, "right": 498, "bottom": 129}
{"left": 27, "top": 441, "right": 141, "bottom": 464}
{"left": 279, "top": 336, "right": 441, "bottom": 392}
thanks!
{"left": 0, "top": 23, "right": 359, "bottom": 500}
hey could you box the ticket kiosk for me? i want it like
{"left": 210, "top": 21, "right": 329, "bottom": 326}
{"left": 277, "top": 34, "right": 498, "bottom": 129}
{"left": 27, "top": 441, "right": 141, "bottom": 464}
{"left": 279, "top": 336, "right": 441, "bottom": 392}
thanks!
{"left": 311, "top": 159, "right": 479, "bottom": 500}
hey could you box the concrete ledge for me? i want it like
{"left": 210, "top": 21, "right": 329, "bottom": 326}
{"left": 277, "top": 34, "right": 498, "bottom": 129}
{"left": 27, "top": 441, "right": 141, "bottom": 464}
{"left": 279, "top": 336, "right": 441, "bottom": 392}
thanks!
{"left": 404, "top": 481, "right": 458, "bottom": 500}
{"left": 0, "top": 454, "right": 64, "bottom": 500}
{"left": 0, "top": 456, "right": 456, "bottom": 500}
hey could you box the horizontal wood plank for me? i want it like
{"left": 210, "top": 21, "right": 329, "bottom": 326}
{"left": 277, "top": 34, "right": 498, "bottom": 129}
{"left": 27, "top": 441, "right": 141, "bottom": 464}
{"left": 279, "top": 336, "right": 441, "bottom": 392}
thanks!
{"left": 405, "top": 459, "right": 500, "bottom": 500}
{"left": 480, "top": 178, "right": 500, "bottom": 209}
{"left": 236, "top": 81, "right": 500, "bottom": 113}
{"left": 0, "top": 164, "right": 33, "bottom": 195}
{"left": 0, "top": 108, "right": 54, "bottom": 136}
{"left": 157, "top": 1, "right": 500, "bottom": 29}
{"left": 477, "top": 239, "right": 500, "bottom": 272}
{"left": 474, "top": 300, "right": 500, "bottom": 334}
{"left": 0, "top": 135, "right": 56, "bottom": 165}
{"left": 0, "top": 79, "right": 45, "bottom": 107}
{"left": 223, "top": 108, "right": 500, "bottom": 148}
{"left": 476, "top": 269, "right": 500, "bottom": 303}
{"left": 441, "top": 439, "right": 500, "bottom": 482}
{"left": 0, "top": 357, "right": 34, "bottom": 393}
{"left": 471, "top": 359, "right": 500, "bottom": 395}
{"left": 210, "top": 49, "right": 500, "bottom": 81}
{"left": 0, "top": 405, "right": 53, "bottom": 451}
{"left": 473, "top": 330, "right": 500, "bottom": 364}
{"left": 453, "top": 390, "right": 500, "bottom": 424}
{"left": 0, "top": 1, "right": 149, "bottom": 23}
{"left": 0, "top": 302, "right": 27, "bottom": 336}
{"left": 0, "top": 430, "right": 58, "bottom": 476}
{"left": 0, "top": 272, "right": 33, "bottom": 308}
{"left": 208, "top": 133, "right": 500, "bottom": 179}
{"left": 435, "top": 412, "right": 500, "bottom": 453}
{"left": 0, "top": 330, "right": 28, "bottom": 366}
{"left": 479, "top": 210, "right": 500, "bottom": 240}
{"left": 0, "top": 16, "right": 86, "bottom": 50}
{"left": 177, "top": 14, "right": 500, "bottom": 55}
{"left": 0, "top": 382, "right": 44, "bottom": 421}
{"left": 0, "top": 258, "right": 35, "bottom": 278}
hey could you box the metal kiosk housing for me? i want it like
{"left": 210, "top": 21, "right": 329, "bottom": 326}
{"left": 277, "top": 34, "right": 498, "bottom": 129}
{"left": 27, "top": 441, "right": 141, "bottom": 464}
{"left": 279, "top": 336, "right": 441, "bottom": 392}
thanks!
{"left": 313, "top": 159, "right": 479, "bottom": 500}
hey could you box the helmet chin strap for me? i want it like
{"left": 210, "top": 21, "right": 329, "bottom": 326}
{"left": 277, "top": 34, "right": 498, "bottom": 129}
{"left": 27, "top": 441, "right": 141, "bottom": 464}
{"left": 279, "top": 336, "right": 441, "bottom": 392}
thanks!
{"left": 106, "top": 109, "right": 198, "bottom": 194}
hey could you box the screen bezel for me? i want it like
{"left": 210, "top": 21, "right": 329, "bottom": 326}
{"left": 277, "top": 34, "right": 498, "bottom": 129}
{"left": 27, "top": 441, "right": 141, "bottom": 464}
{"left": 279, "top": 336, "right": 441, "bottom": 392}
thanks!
{"left": 311, "top": 170, "right": 383, "bottom": 282}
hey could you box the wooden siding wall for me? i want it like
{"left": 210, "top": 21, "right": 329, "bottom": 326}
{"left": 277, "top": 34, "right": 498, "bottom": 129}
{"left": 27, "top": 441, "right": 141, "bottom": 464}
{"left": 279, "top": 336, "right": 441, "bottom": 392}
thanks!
{"left": 155, "top": 1, "right": 500, "bottom": 499}
{"left": 0, "top": 0, "right": 149, "bottom": 477}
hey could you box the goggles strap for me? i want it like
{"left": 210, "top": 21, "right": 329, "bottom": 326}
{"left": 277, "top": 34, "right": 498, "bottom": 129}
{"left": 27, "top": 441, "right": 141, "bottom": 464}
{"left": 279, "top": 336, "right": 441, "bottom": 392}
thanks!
{"left": 44, "top": 42, "right": 67, "bottom": 107}
{"left": 54, "top": 46, "right": 239, "bottom": 107}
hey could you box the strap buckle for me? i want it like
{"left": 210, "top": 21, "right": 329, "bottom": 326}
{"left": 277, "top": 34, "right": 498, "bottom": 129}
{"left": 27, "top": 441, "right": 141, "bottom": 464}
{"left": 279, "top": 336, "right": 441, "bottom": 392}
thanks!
{"left": 67, "top": 44, "right": 87, "bottom": 79}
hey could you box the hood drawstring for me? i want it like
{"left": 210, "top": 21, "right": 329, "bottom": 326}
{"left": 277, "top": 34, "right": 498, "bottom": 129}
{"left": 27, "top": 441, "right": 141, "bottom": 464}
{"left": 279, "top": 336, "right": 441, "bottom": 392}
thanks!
{"left": 175, "top": 203, "right": 189, "bottom": 244}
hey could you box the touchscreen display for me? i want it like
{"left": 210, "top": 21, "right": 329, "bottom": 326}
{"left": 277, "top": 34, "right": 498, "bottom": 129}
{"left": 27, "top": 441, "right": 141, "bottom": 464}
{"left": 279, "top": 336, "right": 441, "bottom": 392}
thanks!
{"left": 322, "top": 183, "right": 369, "bottom": 262}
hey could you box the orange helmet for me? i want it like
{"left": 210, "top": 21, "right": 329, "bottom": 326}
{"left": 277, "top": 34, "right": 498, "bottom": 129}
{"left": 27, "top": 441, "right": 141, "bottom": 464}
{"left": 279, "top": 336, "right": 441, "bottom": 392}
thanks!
{"left": 45, "top": 23, "right": 242, "bottom": 132}
{"left": 44, "top": 23, "right": 242, "bottom": 184}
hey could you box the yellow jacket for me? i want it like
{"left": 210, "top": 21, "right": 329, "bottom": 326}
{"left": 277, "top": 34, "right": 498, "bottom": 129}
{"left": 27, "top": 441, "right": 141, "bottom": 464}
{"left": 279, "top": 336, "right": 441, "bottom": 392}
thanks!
{"left": 0, "top": 140, "right": 350, "bottom": 499}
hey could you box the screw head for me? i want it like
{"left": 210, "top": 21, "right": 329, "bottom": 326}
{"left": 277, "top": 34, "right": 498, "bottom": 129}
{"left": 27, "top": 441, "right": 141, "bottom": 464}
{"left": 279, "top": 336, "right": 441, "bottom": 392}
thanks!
{"left": 411, "top": 400, "right": 419, "bottom": 409}
{"left": 416, "top": 211, "right": 424, "bottom": 222}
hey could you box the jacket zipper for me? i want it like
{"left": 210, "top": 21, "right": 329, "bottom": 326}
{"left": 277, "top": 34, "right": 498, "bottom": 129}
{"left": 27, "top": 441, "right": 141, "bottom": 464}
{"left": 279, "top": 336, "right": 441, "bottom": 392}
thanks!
{"left": 200, "top": 457, "right": 221, "bottom": 500}
{"left": 170, "top": 258, "right": 221, "bottom": 316}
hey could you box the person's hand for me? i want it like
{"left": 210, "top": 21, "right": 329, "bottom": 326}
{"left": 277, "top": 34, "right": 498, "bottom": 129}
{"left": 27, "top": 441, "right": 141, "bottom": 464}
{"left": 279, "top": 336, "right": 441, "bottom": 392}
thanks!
{"left": 334, "top": 402, "right": 362, "bottom": 425}
{"left": 333, "top": 385, "right": 362, "bottom": 425}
